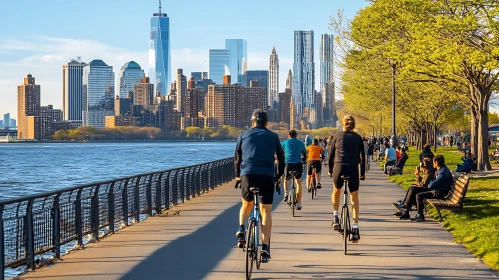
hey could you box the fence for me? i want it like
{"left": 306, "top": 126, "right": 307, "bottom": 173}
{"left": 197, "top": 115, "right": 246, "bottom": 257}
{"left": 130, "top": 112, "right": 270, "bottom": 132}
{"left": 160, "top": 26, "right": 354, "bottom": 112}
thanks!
{"left": 0, "top": 157, "right": 235, "bottom": 280}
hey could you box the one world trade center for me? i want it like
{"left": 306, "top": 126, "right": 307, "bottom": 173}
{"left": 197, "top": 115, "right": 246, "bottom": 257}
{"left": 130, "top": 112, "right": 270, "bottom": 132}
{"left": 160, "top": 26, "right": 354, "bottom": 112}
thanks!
{"left": 149, "top": 0, "right": 171, "bottom": 96}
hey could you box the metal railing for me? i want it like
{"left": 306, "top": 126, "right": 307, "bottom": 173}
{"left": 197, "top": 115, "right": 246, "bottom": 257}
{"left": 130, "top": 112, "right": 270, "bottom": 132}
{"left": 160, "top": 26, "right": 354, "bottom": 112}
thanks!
{"left": 0, "top": 157, "right": 235, "bottom": 279}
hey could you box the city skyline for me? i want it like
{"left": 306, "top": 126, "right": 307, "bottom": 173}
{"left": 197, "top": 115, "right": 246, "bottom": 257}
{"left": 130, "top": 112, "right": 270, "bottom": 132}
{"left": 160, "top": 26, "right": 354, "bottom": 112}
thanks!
{"left": 0, "top": 0, "right": 368, "bottom": 117}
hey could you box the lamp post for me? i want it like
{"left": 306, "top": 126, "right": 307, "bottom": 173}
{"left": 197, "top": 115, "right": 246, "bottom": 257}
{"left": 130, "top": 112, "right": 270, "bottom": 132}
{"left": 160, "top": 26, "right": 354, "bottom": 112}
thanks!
{"left": 388, "top": 59, "right": 399, "bottom": 147}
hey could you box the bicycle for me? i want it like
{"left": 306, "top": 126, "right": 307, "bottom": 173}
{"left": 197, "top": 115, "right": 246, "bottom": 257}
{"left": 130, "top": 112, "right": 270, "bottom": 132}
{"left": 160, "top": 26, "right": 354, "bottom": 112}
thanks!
{"left": 244, "top": 180, "right": 280, "bottom": 279}
{"left": 287, "top": 171, "right": 298, "bottom": 217}
{"left": 337, "top": 175, "right": 353, "bottom": 255}
{"left": 309, "top": 164, "right": 318, "bottom": 199}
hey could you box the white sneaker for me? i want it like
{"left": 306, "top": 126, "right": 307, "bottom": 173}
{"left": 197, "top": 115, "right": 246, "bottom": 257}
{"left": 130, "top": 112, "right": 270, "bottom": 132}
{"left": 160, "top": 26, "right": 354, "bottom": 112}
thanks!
{"left": 296, "top": 202, "right": 302, "bottom": 210}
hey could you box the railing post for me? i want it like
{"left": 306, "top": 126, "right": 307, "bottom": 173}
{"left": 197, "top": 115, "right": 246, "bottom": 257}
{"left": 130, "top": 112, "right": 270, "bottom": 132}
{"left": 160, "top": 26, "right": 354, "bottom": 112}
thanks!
{"left": 52, "top": 194, "right": 61, "bottom": 259}
{"left": 172, "top": 171, "right": 178, "bottom": 206}
{"left": 180, "top": 169, "right": 185, "bottom": 203}
{"left": 186, "top": 168, "right": 191, "bottom": 201}
{"left": 134, "top": 177, "right": 140, "bottom": 223}
{"left": 155, "top": 173, "right": 163, "bottom": 214}
{"left": 108, "top": 182, "right": 115, "bottom": 234}
{"left": 91, "top": 186, "right": 100, "bottom": 241}
{"left": 123, "top": 179, "right": 129, "bottom": 226}
{"left": 164, "top": 172, "right": 171, "bottom": 210}
{"left": 1, "top": 204, "right": 5, "bottom": 280}
{"left": 75, "top": 189, "right": 83, "bottom": 247}
{"left": 146, "top": 175, "right": 153, "bottom": 216}
{"left": 25, "top": 199, "right": 35, "bottom": 270}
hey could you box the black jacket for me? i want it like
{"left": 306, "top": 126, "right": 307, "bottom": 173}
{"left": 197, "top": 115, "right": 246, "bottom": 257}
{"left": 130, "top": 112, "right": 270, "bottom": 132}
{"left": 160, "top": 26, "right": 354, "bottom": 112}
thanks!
{"left": 328, "top": 131, "right": 366, "bottom": 177}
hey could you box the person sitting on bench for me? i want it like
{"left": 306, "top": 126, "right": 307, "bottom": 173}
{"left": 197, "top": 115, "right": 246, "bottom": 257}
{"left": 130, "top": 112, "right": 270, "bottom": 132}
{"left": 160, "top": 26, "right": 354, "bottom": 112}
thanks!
{"left": 397, "top": 155, "right": 452, "bottom": 222}
{"left": 456, "top": 153, "right": 473, "bottom": 173}
{"left": 393, "top": 157, "right": 435, "bottom": 214}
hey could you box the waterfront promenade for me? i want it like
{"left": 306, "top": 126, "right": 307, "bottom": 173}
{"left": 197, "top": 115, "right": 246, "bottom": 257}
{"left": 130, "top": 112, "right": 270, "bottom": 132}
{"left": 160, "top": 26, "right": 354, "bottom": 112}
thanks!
{"left": 20, "top": 168, "right": 496, "bottom": 279}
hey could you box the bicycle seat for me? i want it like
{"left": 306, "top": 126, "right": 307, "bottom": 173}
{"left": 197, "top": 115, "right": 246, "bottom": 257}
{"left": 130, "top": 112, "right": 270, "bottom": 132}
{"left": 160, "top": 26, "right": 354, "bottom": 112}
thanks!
{"left": 341, "top": 175, "right": 351, "bottom": 181}
{"left": 249, "top": 187, "right": 260, "bottom": 193}
{"left": 310, "top": 164, "right": 317, "bottom": 168}
{"left": 289, "top": 170, "right": 298, "bottom": 177}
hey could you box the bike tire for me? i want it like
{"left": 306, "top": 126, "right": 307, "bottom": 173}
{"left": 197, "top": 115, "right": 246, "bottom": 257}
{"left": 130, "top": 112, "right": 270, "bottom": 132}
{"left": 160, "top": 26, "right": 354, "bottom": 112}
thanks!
{"left": 311, "top": 177, "right": 316, "bottom": 199}
{"left": 291, "top": 188, "right": 296, "bottom": 217}
{"left": 343, "top": 206, "right": 349, "bottom": 255}
{"left": 256, "top": 216, "right": 262, "bottom": 269}
{"left": 245, "top": 219, "right": 255, "bottom": 279}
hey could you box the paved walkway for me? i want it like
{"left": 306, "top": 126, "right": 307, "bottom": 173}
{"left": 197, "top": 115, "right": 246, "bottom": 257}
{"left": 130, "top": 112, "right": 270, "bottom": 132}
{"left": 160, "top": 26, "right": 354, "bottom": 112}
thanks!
{"left": 21, "top": 168, "right": 496, "bottom": 280}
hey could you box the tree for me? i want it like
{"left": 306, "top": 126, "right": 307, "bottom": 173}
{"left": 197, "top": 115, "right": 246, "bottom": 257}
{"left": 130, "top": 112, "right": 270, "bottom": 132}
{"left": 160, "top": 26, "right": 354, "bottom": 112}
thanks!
{"left": 185, "top": 126, "right": 202, "bottom": 138}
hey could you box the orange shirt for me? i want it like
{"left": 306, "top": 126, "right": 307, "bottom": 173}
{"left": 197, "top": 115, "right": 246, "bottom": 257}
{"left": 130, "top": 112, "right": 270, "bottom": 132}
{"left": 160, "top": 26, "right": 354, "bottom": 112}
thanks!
{"left": 307, "top": 145, "right": 324, "bottom": 161}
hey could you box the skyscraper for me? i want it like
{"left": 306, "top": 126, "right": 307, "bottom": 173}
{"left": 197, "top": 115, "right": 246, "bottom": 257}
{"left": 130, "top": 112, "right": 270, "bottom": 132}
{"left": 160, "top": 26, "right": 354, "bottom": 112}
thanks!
{"left": 3, "top": 113, "right": 10, "bottom": 129}
{"left": 118, "top": 61, "right": 145, "bottom": 98}
{"left": 133, "top": 77, "right": 154, "bottom": 106}
{"left": 269, "top": 47, "right": 279, "bottom": 106}
{"left": 149, "top": 1, "right": 171, "bottom": 96}
{"left": 293, "top": 30, "right": 315, "bottom": 120}
{"left": 63, "top": 58, "right": 86, "bottom": 125}
{"left": 82, "top": 60, "right": 115, "bottom": 128}
{"left": 209, "top": 49, "right": 230, "bottom": 84}
{"left": 286, "top": 69, "right": 293, "bottom": 90}
{"left": 176, "top": 69, "right": 187, "bottom": 115}
{"left": 18, "top": 74, "right": 50, "bottom": 140}
{"left": 225, "top": 39, "right": 248, "bottom": 83}
{"left": 320, "top": 34, "right": 335, "bottom": 123}
{"left": 243, "top": 70, "right": 268, "bottom": 108}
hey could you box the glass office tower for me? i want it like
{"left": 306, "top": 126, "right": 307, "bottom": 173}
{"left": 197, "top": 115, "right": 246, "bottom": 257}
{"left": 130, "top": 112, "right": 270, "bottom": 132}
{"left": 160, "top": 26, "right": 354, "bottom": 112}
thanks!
{"left": 209, "top": 49, "right": 230, "bottom": 84}
{"left": 293, "top": 30, "right": 315, "bottom": 119}
{"left": 82, "top": 60, "right": 115, "bottom": 128}
{"left": 320, "top": 34, "right": 335, "bottom": 122}
{"left": 118, "top": 61, "right": 145, "bottom": 98}
{"left": 225, "top": 39, "right": 247, "bottom": 84}
{"left": 149, "top": 7, "right": 171, "bottom": 96}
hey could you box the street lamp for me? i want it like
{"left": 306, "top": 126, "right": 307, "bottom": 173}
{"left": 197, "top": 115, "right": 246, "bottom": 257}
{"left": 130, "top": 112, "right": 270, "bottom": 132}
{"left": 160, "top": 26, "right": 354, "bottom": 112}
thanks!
{"left": 388, "top": 59, "right": 399, "bottom": 147}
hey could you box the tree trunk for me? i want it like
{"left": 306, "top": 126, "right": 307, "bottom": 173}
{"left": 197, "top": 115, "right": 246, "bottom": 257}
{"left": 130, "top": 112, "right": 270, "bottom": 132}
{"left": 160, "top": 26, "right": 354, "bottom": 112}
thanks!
{"left": 470, "top": 106, "right": 479, "bottom": 156}
{"left": 433, "top": 125, "right": 438, "bottom": 152}
{"left": 477, "top": 108, "right": 492, "bottom": 171}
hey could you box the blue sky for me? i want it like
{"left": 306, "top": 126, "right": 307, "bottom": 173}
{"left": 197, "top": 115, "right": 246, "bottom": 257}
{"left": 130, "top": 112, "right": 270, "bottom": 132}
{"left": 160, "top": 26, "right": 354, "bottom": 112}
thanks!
{"left": 0, "top": 0, "right": 369, "bottom": 117}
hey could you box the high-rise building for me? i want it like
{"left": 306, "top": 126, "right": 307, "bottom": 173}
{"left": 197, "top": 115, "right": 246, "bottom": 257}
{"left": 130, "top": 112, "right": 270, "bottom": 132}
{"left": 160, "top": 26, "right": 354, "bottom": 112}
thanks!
{"left": 185, "top": 77, "right": 199, "bottom": 119}
{"left": 115, "top": 93, "right": 132, "bottom": 116}
{"left": 18, "top": 74, "right": 41, "bottom": 139}
{"left": 279, "top": 89, "right": 292, "bottom": 128}
{"left": 63, "top": 59, "right": 86, "bottom": 126}
{"left": 320, "top": 34, "right": 335, "bottom": 123}
{"left": 82, "top": 60, "right": 115, "bottom": 128}
{"left": 118, "top": 61, "right": 145, "bottom": 98}
{"left": 176, "top": 69, "right": 187, "bottom": 115}
{"left": 3, "top": 113, "right": 10, "bottom": 129}
{"left": 133, "top": 77, "right": 155, "bottom": 106}
{"left": 242, "top": 70, "right": 269, "bottom": 108}
{"left": 286, "top": 69, "right": 293, "bottom": 90}
{"left": 40, "top": 105, "right": 63, "bottom": 122}
{"left": 269, "top": 47, "right": 279, "bottom": 106}
{"left": 10, "top": 119, "right": 16, "bottom": 128}
{"left": 149, "top": 1, "right": 171, "bottom": 96}
{"left": 209, "top": 49, "right": 230, "bottom": 84}
{"left": 0, "top": 120, "right": 3, "bottom": 128}
{"left": 225, "top": 39, "right": 248, "bottom": 84}
{"left": 191, "top": 72, "right": 208, "bottom": 83}
{"left": 293, "top": 30, "right": 315, "bottom": 121}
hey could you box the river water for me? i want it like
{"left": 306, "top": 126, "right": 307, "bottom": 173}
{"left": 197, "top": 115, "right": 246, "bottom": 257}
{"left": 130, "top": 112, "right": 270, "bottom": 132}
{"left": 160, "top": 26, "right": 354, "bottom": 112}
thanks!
{"left": 0, "top": 142, "right": 235, "bottom": 201}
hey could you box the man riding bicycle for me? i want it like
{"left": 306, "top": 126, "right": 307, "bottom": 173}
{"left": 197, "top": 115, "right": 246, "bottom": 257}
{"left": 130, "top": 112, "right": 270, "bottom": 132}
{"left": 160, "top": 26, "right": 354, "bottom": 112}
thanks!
{"left": 235, "top": 109, "right": 285, "bottom": 259}
{"left": 328, "top": 115, "right": 366, "bottom": 243}
{"left": 306, "top": 139, "right": 325, "bottom": 192}
{"left": 281, "top": 129, "right": 307, "bottom": 210}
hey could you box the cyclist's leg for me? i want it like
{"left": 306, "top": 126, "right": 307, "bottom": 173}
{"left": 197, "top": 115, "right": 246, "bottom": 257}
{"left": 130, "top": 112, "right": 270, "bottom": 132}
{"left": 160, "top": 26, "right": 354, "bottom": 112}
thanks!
{"left": 293, "top": 163, "right": 304, "bottom": 203}
{"left": 331, "top": 164, "right": 343, "bottom": 212}
{"left": 258, "top": 175, "right": 275, "bottom": 256}
{"left": 238, "top": 176, "right": 254, "bottom": 241}
{"left": 239, "top": 198, "right": 254, "bottom": 225}
{"left": 306, "top": 160, "right": 313, "bottom": 190}
{"left": 350, "top": 191, "right": 360, "bottom": 224}
{"left": 315, "top": 160, "right": 322, "bottom": 185}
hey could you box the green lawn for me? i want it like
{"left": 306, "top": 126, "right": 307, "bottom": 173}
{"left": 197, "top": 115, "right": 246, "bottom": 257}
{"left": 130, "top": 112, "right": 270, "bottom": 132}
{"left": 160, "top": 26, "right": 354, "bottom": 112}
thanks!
{"left": 385, "top": 146, "right": 499, "bottom": 273}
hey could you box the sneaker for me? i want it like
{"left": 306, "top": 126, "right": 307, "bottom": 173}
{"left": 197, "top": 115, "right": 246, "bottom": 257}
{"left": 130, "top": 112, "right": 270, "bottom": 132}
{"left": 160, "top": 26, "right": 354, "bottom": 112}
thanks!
{"left": 399, "top": 213, "right": 410, "bottom": 220}
{"left": 283, "top": 193, "right": 288, "bottom": 202}
{"left": 351, "top": 227, "right": 360, "bottom": 243}
{"left": 332, "top": 215, "right": 340, "bottom": 230}
{"left": 316, "top": 183, "right": 322, "bottom": 189}
{"left": 410, "top": 214, "right": 425, "bottom": 222}
{"left": 261, "top": 244, "right": 271, "bottom": 259}
{"left": 236, "top": 225, "right": 245, "bottom": 247}
{"left": 393, "top": 211, "right": 404, "bottom": 217}
{"left": 308, "top": 187, "right": 312, "bottom": 193}
{"left": 296, "top": 202, "right": 302, "bottom": 210}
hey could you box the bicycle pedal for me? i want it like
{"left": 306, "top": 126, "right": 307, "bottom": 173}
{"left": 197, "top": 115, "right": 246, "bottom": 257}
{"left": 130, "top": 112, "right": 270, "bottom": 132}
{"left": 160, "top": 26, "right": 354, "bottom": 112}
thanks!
{"left": 237, "top": 240, "right": 245, "bottom": 248}
{"left": 261, "top": 257, "right": 270, "bottom": 263}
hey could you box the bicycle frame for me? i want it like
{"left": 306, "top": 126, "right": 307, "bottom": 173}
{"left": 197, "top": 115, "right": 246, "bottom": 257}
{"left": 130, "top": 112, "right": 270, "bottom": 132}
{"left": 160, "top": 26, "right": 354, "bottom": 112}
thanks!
{"left": 248, "top": 192, "right": 261, "bottom": 248}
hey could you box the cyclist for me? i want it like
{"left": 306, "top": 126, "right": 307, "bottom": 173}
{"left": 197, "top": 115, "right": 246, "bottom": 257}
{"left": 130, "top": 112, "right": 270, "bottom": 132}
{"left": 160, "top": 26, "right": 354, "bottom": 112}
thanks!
{"left": 328, "top": 115, "right": 366, "bottom": 242}
{"left": 306, "top": 138, "right": 325, "bottom": 192}
{"left": 235, "top": 109, "right": 284, "bottom": 259}
{"left": 305, "top": 135, "right": 313, "bottom": 147}
{"left": 281, "top": 129, "right": 307, "bottom": 209}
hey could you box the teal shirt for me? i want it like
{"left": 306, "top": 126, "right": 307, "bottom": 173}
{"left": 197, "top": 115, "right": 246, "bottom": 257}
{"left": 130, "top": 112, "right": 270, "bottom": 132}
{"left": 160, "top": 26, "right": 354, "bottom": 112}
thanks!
{"left": 281, "top": 138, "right": 307, "bottom": 164}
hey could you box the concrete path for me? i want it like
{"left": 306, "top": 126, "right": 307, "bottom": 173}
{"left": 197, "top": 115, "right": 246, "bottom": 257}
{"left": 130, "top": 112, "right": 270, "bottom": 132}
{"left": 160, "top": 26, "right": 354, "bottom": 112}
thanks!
{"left": 20, "top": 167, "right": 496, "bottom": 280}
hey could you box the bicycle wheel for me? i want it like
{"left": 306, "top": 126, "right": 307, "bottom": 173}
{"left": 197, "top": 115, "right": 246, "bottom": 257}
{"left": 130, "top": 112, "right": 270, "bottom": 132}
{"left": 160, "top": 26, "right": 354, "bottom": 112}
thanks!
{"left": 343, "top": 206, "right": 349, "bottom": 255}
{"left": 292, "top": 188, "right": 296, "bottom": 217}
{"left": 256, "top": 215, "right": 262, "bottom": 269}
{"left": 245, "top": 219, "right": 255, "bottom": 279}
{"left": 311, "top": 176, "right": 316, "bottom": 199}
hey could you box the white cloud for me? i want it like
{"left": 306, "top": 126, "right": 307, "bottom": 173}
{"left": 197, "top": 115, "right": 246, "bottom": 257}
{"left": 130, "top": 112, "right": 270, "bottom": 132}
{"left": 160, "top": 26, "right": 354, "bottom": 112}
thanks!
{"left": 0, "top": 36, "right": 294, "bottom": 117}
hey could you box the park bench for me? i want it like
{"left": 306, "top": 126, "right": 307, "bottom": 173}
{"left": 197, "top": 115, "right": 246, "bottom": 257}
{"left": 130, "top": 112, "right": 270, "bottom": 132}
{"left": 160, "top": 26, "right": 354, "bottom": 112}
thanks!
{"left": 425, "top": 174, "right": 469, "bottom": 222}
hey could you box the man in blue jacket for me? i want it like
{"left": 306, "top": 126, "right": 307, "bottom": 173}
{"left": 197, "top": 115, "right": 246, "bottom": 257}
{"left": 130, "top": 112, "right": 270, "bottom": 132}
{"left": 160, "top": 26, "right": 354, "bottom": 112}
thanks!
{"left": 281, "top": 129, "right": 307, "bottom": 209}
{"left": 234, "top": 109, "right": 284, "bottom": 259}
